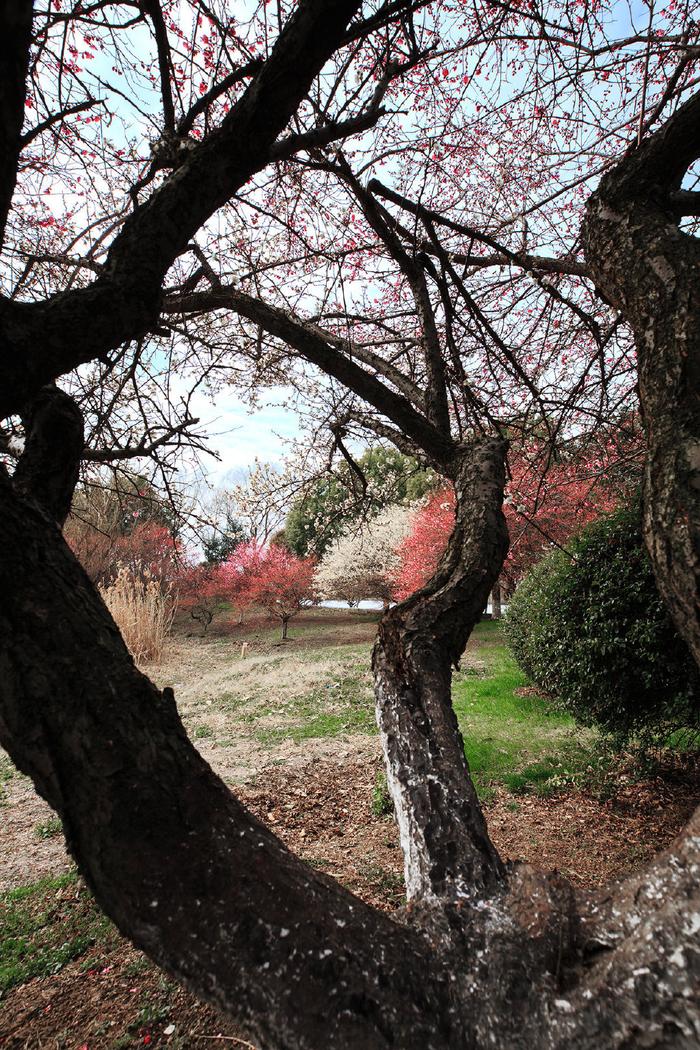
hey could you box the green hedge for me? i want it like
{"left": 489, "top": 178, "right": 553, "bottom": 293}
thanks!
{"left": 504, "top": 503, "right": 700, "bottom": 744}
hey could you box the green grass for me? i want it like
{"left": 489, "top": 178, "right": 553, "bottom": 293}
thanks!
{"left": 0, "top": 872, "right": 117, "bottom": 994}
{"left": 34, "top": 816, "right": 63, "bottom": 839}
{"left": 191, "top": 610, "right": 600, "bottom": 797}
{"left": 454, "top": 621, "right": 599, "bottom": 798}
{"left": 216, "top": 614, "right": 602, "bottom": 794}
{"left": 256, "top": 673, "right": 375, "bottom": 745}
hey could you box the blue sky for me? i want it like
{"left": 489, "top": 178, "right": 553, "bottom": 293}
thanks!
{"left": 190, "top": 385, "right": 301, "bottom": 486}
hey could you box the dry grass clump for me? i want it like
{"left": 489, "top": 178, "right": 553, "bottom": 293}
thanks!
{"left": 100, "top": 566, "right": 175, "bottom": 664}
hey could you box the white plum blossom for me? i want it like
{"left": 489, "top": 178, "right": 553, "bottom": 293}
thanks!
{"left": 314, "top": 504, "right": 413, "bottom": 604}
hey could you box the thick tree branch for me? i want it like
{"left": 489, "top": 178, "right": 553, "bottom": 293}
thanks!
{"left": 670, "top": 188, "right": 700, "bottom": 217}
{"left": 19, "top": 98, "right": 99, "bottom": 148}
{"left": 178, "top": 60, "right": 262, "bottom": 136}
{"left": 0, "top": 0, "right": 372, "bottom": 418}
{"left": 163, "top": 286, "right": 456, "bottom": 467}
{"left": 82, "top": 416, "right": 201, "bottom": 463}
{"left": 0, "top": 0, "right": 33, "bottom": 247}
{"left": 335, "top": 159, "right": 452, "bottom": 435}
{"left": 374, "top": 440, "right": 509, "bottom": 900}
{"left": 0, "top": 467, "right": 471, "bottom": 1050}
{"left": 570, "top": 806, "right": 700, "bottom": 1045}
{"left": 269, "top": 106, "right": 387, "bottom": 163}
{"left": 142, "top": 0, "right": 176, "bottom": 132}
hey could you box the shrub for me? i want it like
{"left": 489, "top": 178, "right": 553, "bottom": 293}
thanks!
{"left": 504, "top": 502, "right": 700, "bottom": 744}
{"left": 100, "top": 567, "right": 175, "bottom": 664}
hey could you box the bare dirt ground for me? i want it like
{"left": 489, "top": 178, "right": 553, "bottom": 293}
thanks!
{"left": 2, "top": 758, "right": 698, "bottom": 1049}
{"left": 1, "top": 609, "right": 698, "bottom": 1048}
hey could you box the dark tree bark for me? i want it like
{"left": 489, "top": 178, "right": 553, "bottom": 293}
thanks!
{"left": 373, "top": 440, "right": 508, "bottom": 900}
{"left": 1, "top": 0, "right": 700, "bottom": 1041}
{"left": 583, "top": 93, "right": 700, "bottom": 666}
{"left": 13, "top": 385, "right": 84, "bottom": 526}
{"left": 0, "top": 0, "right": 32, "bottom": 247}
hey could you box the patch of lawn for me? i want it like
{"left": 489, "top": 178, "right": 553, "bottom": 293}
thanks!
{"left": 257, "top": 672, "right": 375, "bottom": 745}
{"left": 454, "top": 621, "right": 599, "bottom": 799}
{"left": 182, "top": 610, "right": 599, "bottom": 798}
{"left": 0, "top": 872, "right": 117, "bottom": 994}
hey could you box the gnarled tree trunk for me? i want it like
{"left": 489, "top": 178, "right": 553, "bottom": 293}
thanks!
{"left": 373, "top": 440, "right": 508, "bottom": 900}
{"left": 582, "top": 94, "right": 700, "bottom": 666}
{"left": 1, "top": 393, "right": 698, "bottom": 1048}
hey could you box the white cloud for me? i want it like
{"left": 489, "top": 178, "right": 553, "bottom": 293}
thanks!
{"left": 188, "top": 385, "right": 301, "bottom": 486}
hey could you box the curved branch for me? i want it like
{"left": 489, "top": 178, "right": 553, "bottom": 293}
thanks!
{"left": 142, "top": 0, "right": 176, "bottom": 132}
{"left": 164, "top": 286, "right": 456, "bottom": 467}
{"left": 0, "top": 0, "right": 370, "bottom": 418}
{"left": 178, "top": 60, "right": 262, "bottom": 135}
{"left": 19, "top": 98, "right": 99, "bottom": 148}
{"left": 13, "top": 385, "right": 84, "bottom": 525}
{"left": 269, "top": 106, "right": 387, "bottom": 162}
{"left": 333, "top": 157, "right": 451, "bottom": 434}
{"left": 82, "top": 416, "right": 202, "bottom": 463}
{"left": 373, "top": 439, "right": 509, "bottom": 900}
{"left": 0, "top": 467, "right": 469, "bottom": 1050}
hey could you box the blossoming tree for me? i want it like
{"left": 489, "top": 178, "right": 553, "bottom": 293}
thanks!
{"left": 1, "top": 0, "right": 699, "bottom": 1045}
{"left": 223, "top": 541, "right": 315, "bottom": 639}
{"left": 393, "top": 445, "right": 626, "bottom": 600}
{"left": 314, "top": 504, "right": 413, "bottom": 605}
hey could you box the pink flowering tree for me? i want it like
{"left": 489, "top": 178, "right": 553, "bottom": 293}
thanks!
{"left": 175, "top": 561, "right": 226, "bottom": 635}
{"left": 222, "top": 541, "right": 315, "bottom": 640}
{"left": 393, "top": 445, "right": 628, "bottom": 602}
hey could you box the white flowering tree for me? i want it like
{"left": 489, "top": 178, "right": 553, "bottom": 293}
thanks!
{"left": 314, "top": 505, "right": 413, "bottom": 605}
